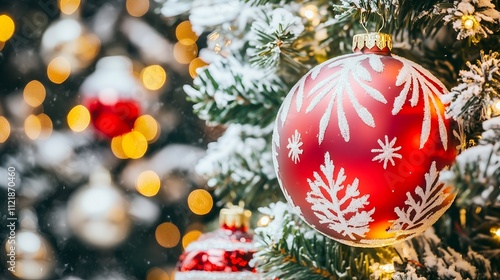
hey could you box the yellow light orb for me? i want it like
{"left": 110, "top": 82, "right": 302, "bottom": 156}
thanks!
{"left": 462, "top": 15, "right": 476, "bottom": 30}
{"left": 141, "top": 65, "right": 167, "bottom": 91}
{"left": 146, "top": 267, "right": 169, "bottom": 280}
{"left": 0, "top": 15, "right": 15, "bottom": 42}
{"left": 493, "top": 228, "right": 500, "bottom": 238}
{"left": 188, "top": 57, "right": 208, "bottom": 79}
{"left": 37, "top": 113, "right": 53, "bottom": 139}
{"left": 187, "top": 189, "right": 213, "bottom": 215}
{"left": 23, "top": 80, "right": 46, "bottom": 107}
{"left": 0, "top": 116, "right": 10, "bottom": 143}
{"left": 134, "top": 115, "right": 159, "bottom": 142}
{"left": 173, "top": 42, "right": 198, "bottom": 64}
{"left": 111, "top": 135, "right": 129, "bottom": 159}
{"left": 136, "top": 170, "right": 161, "bottom": 197}
{"left": 59, "top": 0, "right": 81, "bottom": 15}
{"left": 182, "top": 230, "right": 202, "bottom": 249}
{"left": 300, "top": 5, "right": 318, "bottom": 20}
{"left": 0, "top": 41, "right": 5, "bottom": 51}
{"left": 122, "top": 131, "right": 148, "bottom": 159}
{"left": 176, "top": 21, "right": 198, "bottom": 45}
{"left": 155, "top": 222, "right": 180, "bottom": 248}
{"left": 257, "top": 215, "right": 271, "bottom": 227}
{"left": 67, "top": 105, "right": 91, "bottom": 132}
{"left": 47, "top": 56, "right": 71, "bottom": 84}
{"left": 24, "top": 114, "right": 42, "bottom": 140}
{"left": 126, "top": 0, "right": 150, "bottom": 17}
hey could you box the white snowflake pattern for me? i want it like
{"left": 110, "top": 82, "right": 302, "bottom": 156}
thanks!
{"left": 388, "top": 161, "right": 455, "bottom": 239}
{"left": 306, "top": 152, "right": 375, "bottom": 239}
{"left": 286, "top": 130, "right": 303, "bottom": 163}
{"left": 371, "top": 135, "right": 402, "bottom": 169}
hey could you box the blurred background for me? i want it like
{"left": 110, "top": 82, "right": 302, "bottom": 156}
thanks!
{"left": 0, "top": 0, "right": 219, "bottom": 279}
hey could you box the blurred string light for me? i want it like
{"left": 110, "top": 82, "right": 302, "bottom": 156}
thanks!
{"left": 0, "top": 14, "right": 15, "bottom": 42}
{"left": 146, "top": 267, "right": 169, "bottom": 280}
{"left": 136, "top": 170, "right": 161, "bottom": 197}
{"left": 111, "top": 135, "right": 128, "bottom": 159}
{"left": 182, "top": 230, "right": 202, "bottom": 249}
{"left": 47, "top": 56, "right": 71, "bottom": 84}
{"left": 0, "top": 116, "right": 10, "bottom": 143}
{"left": 299, "top": 4, "right": 321, "bottom": 26}
{"left": 187, "top": 189, "right": 213, "bottom": 215}
{"left": 67, "top": 105, "right": 91, "bottom": 132}
{"left": 141, "top": 65, "right": 167, "bottom": 91}
{"left": 134, "top": 115, "right": 159, "bottom": 142}
{"left": 0, "top": 41, "right": 5, "bottom": 51}
{"left": 126, "top": 0, "right": 149, "bottom": 17}
{"left": 257, "top": 215, "right": 271, "bottom": 227}
{"left": 59, "top": 0, "right": 81, "bottom": 15}
{"left": 121, "top": 131, "right": 148, "bottom": 159}
{"left": 155, "top": 222, "right": 180, "bottom": 248}
{"left": 492, "top": 227, "right": 500, "bottom": 239}
{"left": 24, "top": 114, "right": 52, "bottom": 140}
{"left": 176, "top": 21, "right": 198, "bottom": 45}
{"left": 188, "top": 58, "right": 208, "bottom": 79}
{"left": 23, "top": 80, "right": 46, "bottom": 107}
{"left": 173, "top": 42, "right": 198, "bottom": 64}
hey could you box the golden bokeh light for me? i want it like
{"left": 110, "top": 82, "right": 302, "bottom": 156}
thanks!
{"left": 182, "top": 230, "right": 202, "bottom": 249}
{"left": 146, "top": 267, "right": 169, "bottom": 280}
{"left": 0, "top": 15, "right": 15, "bottom": 42}
{"left": 173, "top": 42, "right": 198, "bottom": 64}
{"left": 126, "top": 0, "right": 149, "bottom": 17}
{"left": 111, "top": 135, "right": 128, "bottom": 159}
{"left": 257, "top": 215, "right": 271, "bottom": 227}
{"left": 0, "top": 116, "right": 10, "bottom": 143}
{"left": 24, "top": 114, "right": 42, "bottom": 140}
{"left": 0, "top": 41, "right": 5, "bottom": 51}
{"left": 23, "top": 80, "right": 46, "bottom": 107}
{"left": 37, "top": 113, "right": 53, "bottom": 139}
{"left": 76, "top": 33, "right": 101, "bottom": 62}
{"left": 187, "top": 189, "right": 213, "bottom": 215}
{"left": 122, "top": 131, "right": 148, "bottom": 159}
{"left": 67, "top": 105, "right": 91, "bottom": 132}
{"left": 136, "top": 170, "right": 161, "bottom": 197}
{"left": 134, "top": 115, "right": 159, "bottom": 142}
{"left": 188, "top": 57, "right": 208, "bottom": 79}
{"left": 47, "top": 56, "right": 71, "bottom": 84}
{"left": 141, "top": 65, "right": 167, "bottom": 91}
{"left": 176, "top": 21, "right": 198, "bottom": 45}
{"left": 59, "top": 0, "right": 81, "bottom": 15}
{"left": 155, "top": 222, "right": 180, "bottom": 248}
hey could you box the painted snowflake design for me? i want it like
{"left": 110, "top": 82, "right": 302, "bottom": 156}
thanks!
{"left": 388, "top": 161, "right": 455, "bottom": 238}
{"left": 371, "top": 135, "right": 402, "bottom": 169}
{"left": 286, "top": 130, "right": 303, "bottom": 163}
{"left": 306, "top": 152, "right": 375, "bottom": 239}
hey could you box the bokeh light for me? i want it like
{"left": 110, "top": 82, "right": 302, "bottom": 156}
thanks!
{"left": 0, "top": 41, "right": 5, "bottom": 52}
{"left": 37, "top": 113, "right": 53, "bottom": 139}
{"left": 188, "top": 57, "right": 208, "bottom": 79}
{"left": 187, "top": 189, "right": 213, "bottom": 215}
{"left": 176, "top": 21, "right": 198, "bottom": 45}
{"left": 126, "top": 0, "right": 149, "bottom": 17}
{"left": 0, "top": 15, "right": 15, "bottom": 42}
{"left": 67, "top": 105, "right": 91, "bottom": 132}
{"left": 47, "top": 56, "right": 71, "bottom": 84}
{"left": 134, "top": 115, "right": 159, "bottom": 142}
{"left": 25, "top": 114, "right": 42, "bottom": 140}
{"left": 23, "top": 80, "right": 46, "bottom": 107}
{"left": 257, "top": 215, "right": 271, "bottom": 227}
{"left": 182, "top": 230, "right": 202, "bottom": 249}
{"left": 136, "top": 170, "right": 161, "bottom": 197}
{"left": 146, "top": 267, "right": 169, "bottom": 280}
{"left": 173, "top": 42, "right": 198, "bottom": 64}
{"left": 111, "top": 135, "right": 128, "bottom": 159}
{"left": 122, "top": 131, "right": 148, "bottom": 159}
{"left": 59, "top": 0, "right": 81, "bottom": 15}
{"left": 155, "top": 222, "right": 180, "bottom": 248}
{"left": 141, "top": 65, "right": 167, "bottom": 91}
{"left": 0, "top": 116, "right": 10, "bottom": 143}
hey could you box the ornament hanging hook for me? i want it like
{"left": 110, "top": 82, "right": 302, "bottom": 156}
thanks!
{"left": 359, "top": 10, "right": 369, "bottom": 33}
{"left": 377, "top": 11, "right": 385, "bottom": 33}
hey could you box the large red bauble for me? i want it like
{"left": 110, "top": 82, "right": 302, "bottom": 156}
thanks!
{"left": 84, "top": 97, "right": 140, "bottom": 138}
{"left": 272, "top": 33, "right": 458, "bottom": 247}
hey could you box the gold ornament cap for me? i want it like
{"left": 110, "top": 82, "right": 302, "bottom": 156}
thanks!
{"left": 352, "top": 32, "right": 392, "bottom": 53}
{"left": 219, "top": 204, "right": 251, "bottom": 230}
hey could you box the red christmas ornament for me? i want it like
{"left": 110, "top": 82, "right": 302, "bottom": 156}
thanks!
{"left": 272, "top": 33, "right": 458, "bottom": 247}
{"left": 80, "top": 56, "right": 146, "bottom": 138}
{"left": 175, "top": 206, "right": 261, "bottom": 280}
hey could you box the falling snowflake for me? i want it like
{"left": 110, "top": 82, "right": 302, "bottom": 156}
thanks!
{"left": 371, "top": 135, "right": 402, "bottom": 169}
{"left": 286, "top": 130, "right": 303, "bottom": 163}
{"left": 388, "top": 161, "right": 455, "bottom": 238}
{"left": 306, "top": 152, "right": 375, "bottom": 239}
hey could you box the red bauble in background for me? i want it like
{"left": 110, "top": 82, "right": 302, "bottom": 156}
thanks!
{"left": 272, "top": 33, "right": 458, "bottom": 247}
{"left": 175, "top": 206, "right": 261, "bottom": 280}
{"left": 80, "top": 56, "right": 146, "bottom": 138}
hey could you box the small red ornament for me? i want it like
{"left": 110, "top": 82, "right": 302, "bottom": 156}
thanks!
{"left": 272, "top": 33, "right": 458, "bottom": 247}
{"left": 175, "top": 206, "right": 261, "bottom": 280}
{"left": 80, "top": 56, "right": 146, "bottom": 138}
